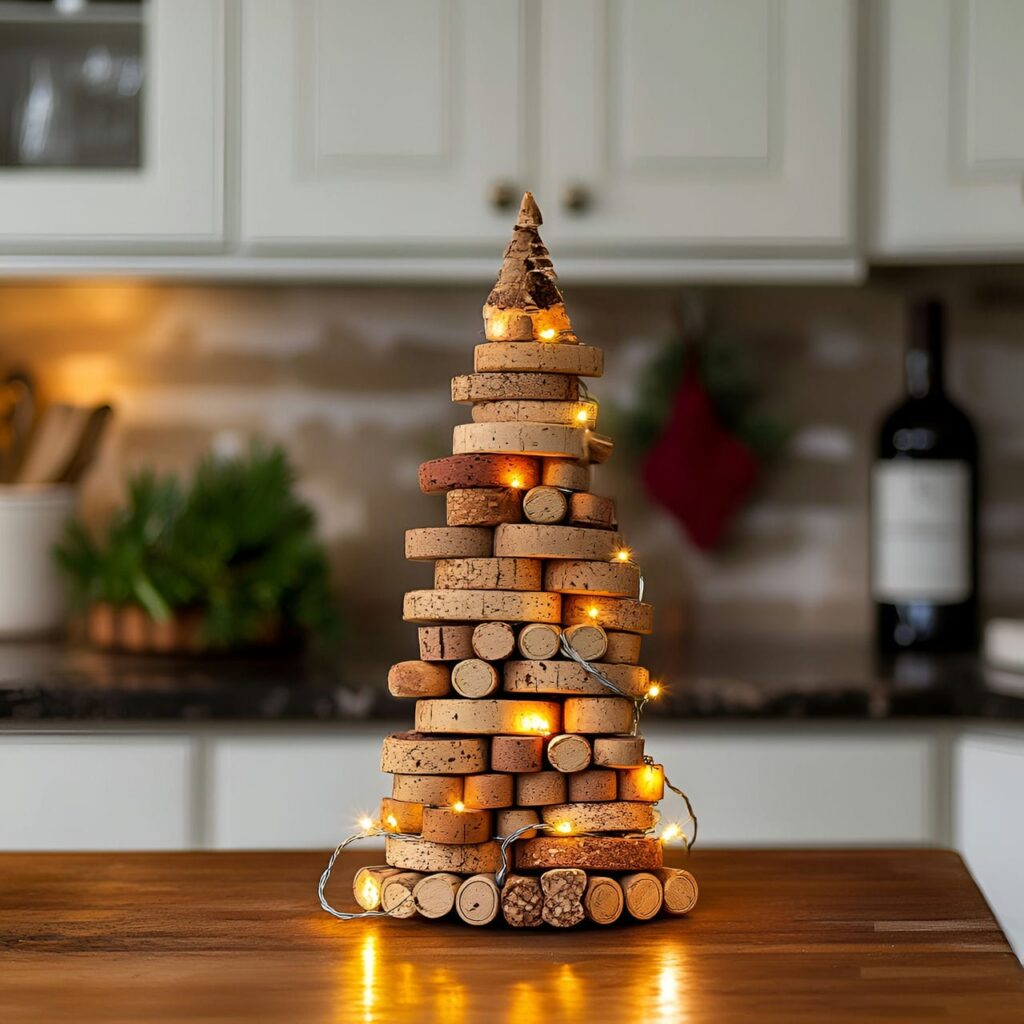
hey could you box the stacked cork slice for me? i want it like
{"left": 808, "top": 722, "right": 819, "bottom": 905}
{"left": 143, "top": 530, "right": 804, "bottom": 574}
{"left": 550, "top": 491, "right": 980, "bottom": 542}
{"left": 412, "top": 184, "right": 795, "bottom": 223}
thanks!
{"left": 356, "top": 193, "right": 698, "bottom": 927}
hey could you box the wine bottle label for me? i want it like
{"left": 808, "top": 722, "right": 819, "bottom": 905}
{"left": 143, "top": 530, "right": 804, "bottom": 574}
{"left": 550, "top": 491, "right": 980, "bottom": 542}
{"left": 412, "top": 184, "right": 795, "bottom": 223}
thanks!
{"left": 871, "top": 461, "right": 971, "bottom": 603}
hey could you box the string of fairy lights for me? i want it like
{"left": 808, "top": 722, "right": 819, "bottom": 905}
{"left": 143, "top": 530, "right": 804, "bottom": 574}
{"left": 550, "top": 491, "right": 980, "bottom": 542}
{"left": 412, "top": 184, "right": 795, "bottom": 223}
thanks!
{"left": 318, "top": 524, "right": 698, "bottom": 921}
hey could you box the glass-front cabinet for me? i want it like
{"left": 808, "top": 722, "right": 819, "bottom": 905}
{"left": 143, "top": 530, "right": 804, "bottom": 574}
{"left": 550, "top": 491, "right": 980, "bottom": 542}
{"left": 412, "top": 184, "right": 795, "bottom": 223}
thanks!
{"left": 0, "top": 0, "right": 224, "bottom": 250}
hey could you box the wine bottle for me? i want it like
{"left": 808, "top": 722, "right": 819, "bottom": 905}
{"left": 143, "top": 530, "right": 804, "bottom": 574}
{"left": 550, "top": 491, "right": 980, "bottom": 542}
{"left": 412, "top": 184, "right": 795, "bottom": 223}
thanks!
{"left": 872, "top": 299, "right": 978, "bottom": 652}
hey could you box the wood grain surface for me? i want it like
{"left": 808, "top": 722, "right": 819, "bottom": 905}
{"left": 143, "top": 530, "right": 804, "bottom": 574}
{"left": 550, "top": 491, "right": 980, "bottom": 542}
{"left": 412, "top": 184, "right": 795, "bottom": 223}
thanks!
{"left": 0, "top": 849, "right": 1020, "bottom": 1024}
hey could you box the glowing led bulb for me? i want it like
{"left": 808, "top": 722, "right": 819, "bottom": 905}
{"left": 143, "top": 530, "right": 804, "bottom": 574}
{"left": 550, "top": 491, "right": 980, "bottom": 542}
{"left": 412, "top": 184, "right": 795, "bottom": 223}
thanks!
{"left": 615, "top": 548, "right": 632, "bottom": 563}
{"left": 360, "top": 876, "right": 381, "bottom": 909}
{"left": 358, "top": 816, "right": 374, "bottom": 831}
{"left": 452, "top": 801, "right": 466, "bottom": 813}
{"left": 661, "top": 823, "right": 682, "bottom": 843}
{"left": 586, "top": 606, "right": 599, "bottom": 620}
{"left": 647, "top": 683, "right": 661, "bottom": 699}
{"left": 518, "top": 713, "right": 552, "bottom": 735}
{"left": 490, "top": 318, "right": 507, "bottom": 338}
{"left": 508, "top": 475, "right": 523, "bottom": 489}
{"left": 555, "top": 821, "right": 573, "bottom": 834}
{"left": 575, "top": 408, "right": 589, "bottom": 423}
{"left": 385, "top": 814, "right": 398, "bottom": 830}
{"left": 538, "top": 327, "right": 557, "bottom": 341}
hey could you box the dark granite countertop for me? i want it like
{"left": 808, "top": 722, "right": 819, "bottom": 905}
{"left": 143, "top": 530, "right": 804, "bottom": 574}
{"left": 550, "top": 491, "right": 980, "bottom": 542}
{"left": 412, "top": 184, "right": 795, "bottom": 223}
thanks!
{"left": 0, "top": 637, "right": 1022, "bottom": 723}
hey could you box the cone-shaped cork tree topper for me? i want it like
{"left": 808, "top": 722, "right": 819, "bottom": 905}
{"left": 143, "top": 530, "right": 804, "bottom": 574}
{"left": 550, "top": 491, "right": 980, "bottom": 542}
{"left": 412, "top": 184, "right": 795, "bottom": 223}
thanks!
{"left": 344, "top": 193, "right": 698, "bottom": 929}
{"left": 483, "top": 192, "right": 574, "bottom": 343}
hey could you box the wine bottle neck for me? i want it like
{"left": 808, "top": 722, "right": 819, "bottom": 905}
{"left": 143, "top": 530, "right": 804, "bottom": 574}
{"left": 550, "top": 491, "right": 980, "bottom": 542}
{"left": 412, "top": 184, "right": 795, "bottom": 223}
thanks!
{"left": 906, "top": 301, "right": 945, "bottom": 399}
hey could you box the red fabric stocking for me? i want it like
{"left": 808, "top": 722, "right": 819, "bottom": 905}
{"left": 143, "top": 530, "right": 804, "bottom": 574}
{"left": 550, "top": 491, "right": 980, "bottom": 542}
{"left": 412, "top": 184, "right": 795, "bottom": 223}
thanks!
{"left": 641, "top": 366, "right": 759, "bottom": 550}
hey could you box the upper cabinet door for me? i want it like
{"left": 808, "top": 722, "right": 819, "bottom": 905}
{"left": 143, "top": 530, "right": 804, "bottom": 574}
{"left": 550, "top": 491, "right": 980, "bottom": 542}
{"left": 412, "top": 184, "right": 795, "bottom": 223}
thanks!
{"left": 537, "top": 0, "right": 856, "bottom": 252}
{"left": 874, "top": 0, "right": 1024, "bottom": 255}
{"left": 241, "top": 0, "right": 528, "bottom": 250}
{"left": 0, "top": 0, "right": 224, "bottom": 251}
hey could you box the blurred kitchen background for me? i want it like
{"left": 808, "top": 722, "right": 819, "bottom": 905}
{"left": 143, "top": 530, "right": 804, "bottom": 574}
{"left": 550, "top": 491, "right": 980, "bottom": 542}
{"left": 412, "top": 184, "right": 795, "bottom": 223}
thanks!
{"left": 0, "top": 0, "right": 1022, "bottom": 954}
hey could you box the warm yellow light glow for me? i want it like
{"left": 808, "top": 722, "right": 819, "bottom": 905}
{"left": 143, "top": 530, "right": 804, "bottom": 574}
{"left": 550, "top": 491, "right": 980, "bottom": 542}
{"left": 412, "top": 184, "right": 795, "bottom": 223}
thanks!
{"left": 359, "top": 875, "right": 381, "bottom": 910}
{"left": 452, "top": 801, "right": 466, "bottom": 813}
{"left": 538, "top": 327, "right": 557, "bottom": 341}
{"left": 615, "top": 548, "right": 632, "bottom": 562}
{"left": 385, "top": 814, "right": 399, "bottom": 830}
{"left": 358, "top": 816, "right": 375, "bottom": 831}
{"left": 517, "top": 713, "right": 552, "bottom": 735}
{"left": 647, "top": 683, "right": 661, "bottom": 699}
{"left": 555, "top": 821, "right": 573, "bottom": 834}
{"left": 490, "top": 317, "right": 507, "bottom": 338}
{"left": 508, "top": 475, "right": 523, "bottom": 489}
{"left": 586, "top": 606, "right": 600, "bottom": 620}
{"left": 661, "top": 823, "right": 682, "bottom": 843}
{"left": 575, "top": 408, "right": 589, "bottom": 423}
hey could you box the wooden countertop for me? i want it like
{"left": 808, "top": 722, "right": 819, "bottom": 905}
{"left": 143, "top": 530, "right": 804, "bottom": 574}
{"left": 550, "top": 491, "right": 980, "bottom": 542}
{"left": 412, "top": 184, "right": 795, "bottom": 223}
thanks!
{"left": 1, "top": 849, "right": 1021, "bottom": 1023}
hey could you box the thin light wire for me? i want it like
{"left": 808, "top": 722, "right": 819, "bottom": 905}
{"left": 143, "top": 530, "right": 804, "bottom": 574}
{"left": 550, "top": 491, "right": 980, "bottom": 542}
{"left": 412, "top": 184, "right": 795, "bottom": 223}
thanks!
{"left": 558, "top": 632, "right": 648, "bottom": 735}
{"left": 644, "top": 755, "right": 698, "bottom": 852}
{"left": 318, "top": 827, "right": 420, "bottom": 921}
{"left": 495, "top": 822, "right": 553, "bottom": 887}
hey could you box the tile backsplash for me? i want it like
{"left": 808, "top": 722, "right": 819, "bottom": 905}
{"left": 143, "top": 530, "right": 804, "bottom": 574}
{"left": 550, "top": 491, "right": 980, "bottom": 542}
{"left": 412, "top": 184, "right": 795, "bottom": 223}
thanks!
{"left": 0, "top": 271, "right": 1021, "bottom": 681}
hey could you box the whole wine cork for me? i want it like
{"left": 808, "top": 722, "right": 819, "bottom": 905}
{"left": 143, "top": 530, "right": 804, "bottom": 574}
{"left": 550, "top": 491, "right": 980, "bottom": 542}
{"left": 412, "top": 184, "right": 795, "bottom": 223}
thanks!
{"left": 621, "top": 872, "right": 664, "bottom": 920}
{"left": 546, "top": 734, "right": 592, "bottom": 773}
{"left": 385, "top": 836, "right": 501, "bottom": 874}
{"left": 515, "top": 836, "right": 663, "bottom": 872}
{"left": 452, "top": 372, "right": 578, "bottom": 404}
{"left": 392, "top": 774, "right": 463, "bottom": 806}
{"left": 420, "top": 806, "right": 493, "bottom": 845}
{"left": 568, "top": 768, "right": 618, "bottom": 802}
{"left": 379, "top": 797, "right": 424, "bottom": 833}
{"left": 435, "top": 558, "right": 541, "bottom": 591}
{"left": 494, "top": 524, "right": 624, "bottom": 560}
{"left": 387, "top": 661, "right": 451, "bottom": 698}
{"left": 471, "top": 621, "right": 516, "bottom": 660}
{"left": 380, "top": 871, "right": 424, "bottom": 919}
{"left": 501, "top": 874, "right": 544, "bottom": 928}
{"left": 380, "top": 732, "right": 489, "bottom": 775}
{"left": 491, "top": 735, "right": 544, "bottom": 773}
{"left": 541, "top": 801, "right": 656, "bottom": 834}
{"left": 450, "top": 659, "right": 500, "bottom": 698}
{"left": 563, "top": 698, "right": 635, "bottom": 735}
{"left": 583, "top": 876, "right": 624, "bottom": 925}
{"left": 542, "top": 458, "right": 591, "bottom": 491}
{"left": 562, "top": 622, "right": 608, "bottom": 661}
{"left": 516, "top": 771, "right": 567, "bottom": 806}
{"left": 540, "top": 868, "right": 586, "bottom": 928}
{"left": 412, "top": 872, "right": 462, "bottom": 919}
{"left": 618, "top": 763, "right": 665, "bottom": 802}
{"left": 352, "top": 865, "right": 402, "bottom": 911}
{"left": 463, "top": 772, "right": 515, "bottom": 808}
{"left": 563, "top": 596, "right": 653, "bottom": 635}
{"left": 521, "top": 485, "right": 568, "bottom": 524}
{"left": 414, "top": 698, "right": 560, "bottom": 736}
{"left": 471, "top": 400, "right": 595, "bottom": 428}
{"left": 406, "top": 527, "right": 493, "bottom": 561}
{"left": 503, "top": 659, "right": 650, "bottom": 698}
{"left": 593, "top": 735, "right": 645, "bottom": 768}
{"left": 418, "top": 452, "right": 539, "bottom": 493}
{"left": 544, "top": 560, "right": 640, "bottom": 598}
{"left": 403, "top": 590, "right": 561, "bottom": 625}
{"left": 568, "top": 492, "right": 617, "bottom": 528}
{"left": 418, "top": 624, "right": 475, "bottom": 662}
{"left": 446, "top": 487, "right": 522, "bottom": 527}
{"left": 454, "top": 422, "right": 587, "bottom": 460}
{"left": 655, "top": 868, "right": 700, "bottom": 915}
{"left": 603, "top": 631, "right": 643, "bottom": 665}
{"left": 495, "top": 808, "right": 540, "bottom": 839}
{"left": 455, "top": 873, "right": 501, "bottom": 925}
{"left": 517, "top": 622, "right": 562, "bottom": 660}
{"left": 474, "top": 342, "right": 603, "bottom": 377}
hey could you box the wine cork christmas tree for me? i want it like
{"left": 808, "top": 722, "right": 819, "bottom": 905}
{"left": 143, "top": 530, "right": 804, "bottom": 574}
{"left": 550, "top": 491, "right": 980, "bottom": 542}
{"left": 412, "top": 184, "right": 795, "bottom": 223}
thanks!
{"left": 350, "top": 193, "right": 697, "bottom": 927}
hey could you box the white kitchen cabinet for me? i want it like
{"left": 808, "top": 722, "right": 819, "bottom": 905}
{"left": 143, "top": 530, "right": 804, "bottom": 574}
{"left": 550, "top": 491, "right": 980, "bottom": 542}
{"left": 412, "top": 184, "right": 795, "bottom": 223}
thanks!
{"left": 873, "top": 0, "right": 1024, "bottom": 256}
{"left": 240, "top": 0, "right": 528, "bottom": 250}
{"left": 0, "top": 734, "right": 194, "bottom": 850}
{"left": 538, "top": 0, "right": 856, "bottom": 251}
{"left": 954, "top": 729, "right": 1024, "bottom": 958}
{"left": 0, "top": 0, "right": 225, "bottom": 250}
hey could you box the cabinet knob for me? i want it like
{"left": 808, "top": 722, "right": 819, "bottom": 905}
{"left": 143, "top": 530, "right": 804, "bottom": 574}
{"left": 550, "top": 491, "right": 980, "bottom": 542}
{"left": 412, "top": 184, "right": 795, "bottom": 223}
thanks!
{"left": 488, "top": 182, "right": 519, "bottom": 212}
{"left": 561, "top": 183, "right": 592, "bottom": 215}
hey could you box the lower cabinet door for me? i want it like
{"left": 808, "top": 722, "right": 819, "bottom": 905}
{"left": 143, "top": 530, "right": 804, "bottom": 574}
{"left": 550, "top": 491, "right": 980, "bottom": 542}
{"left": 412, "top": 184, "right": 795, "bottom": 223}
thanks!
{"left": 0, "top": 734, "right": 194, "bottom": 850}
{"left": 208, "top": 732, "right": 385, "bottom": 849}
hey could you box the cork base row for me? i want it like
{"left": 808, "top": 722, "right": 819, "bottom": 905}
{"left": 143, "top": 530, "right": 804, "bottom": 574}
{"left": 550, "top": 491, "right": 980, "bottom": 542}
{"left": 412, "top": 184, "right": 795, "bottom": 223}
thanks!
{"left": 353, "top": 863, "right": 698, "bottom": 927}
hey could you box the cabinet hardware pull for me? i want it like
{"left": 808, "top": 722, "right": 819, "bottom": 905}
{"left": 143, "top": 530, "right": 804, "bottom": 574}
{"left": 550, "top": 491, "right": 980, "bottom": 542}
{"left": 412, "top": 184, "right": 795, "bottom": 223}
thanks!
{"left": 488, "top": 182, "right": 519, "bottom": 212}
{"left": 561, "top": 184, "right": 592, "bottom": 215}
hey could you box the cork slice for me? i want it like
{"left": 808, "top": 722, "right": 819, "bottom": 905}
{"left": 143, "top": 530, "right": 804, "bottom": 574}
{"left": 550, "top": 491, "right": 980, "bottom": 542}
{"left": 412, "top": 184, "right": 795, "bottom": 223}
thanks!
{"left": 414, "top": 698, "right": 561, "bottom": 736}
{"left": 380, "top": 732, "right": 489, "bottom": 775}
{"left": 543, "top": 560, "right": 640, "bottom": 598}
{"left": 568, "top": 492, "right": 617, "bottom": 528}
{"left": 379, "top": 797, "right": 424, "bottom": 834}
{"left": 418, "top": 624, "right": 475, "bottom": 662}
{"left": 568, "top": 768, "right": 618, "bottom": 802}
{"left": 592, "top": 735, "right": 645, "bottom": 768}
{"left": 385, "top": 835, "right": 501, "bottom": 874}
{"left": 474, "top": 343, "right": 603, "bottom": 377}
{"left": 453, "top": 422, "right": 587, "bottom": 460}
{"left": 471, "top": 400, "right": 596, "bottom": 429}
{"left": 406, "top": 527, "right": 493, "bottom": 561}
{"left": 392, "top": 774, "right": 464, "bottom": 806}
{"left": 451, "top": 372, "right": 579, "bottom": 404}
{"left": 418, "top": 453, "right": 539, "bottom": 493}
{"left": 562, "top": 595, "right": 654, "bottom": 634}
{"left": 420, "top": 806, "right": 492, "bottom": 845}
{"left": 503, "top": 660, "right": 649, "bottom": 698}
{"left": 493, "top": 524, "right": 624, "bottom": 560}
{"left": 563, "top": 697, "right": 635, "bottom": 735}
{"left": 602, "top": 631, "right": 643, "bottom": 665}
{"left": 515, "top": 836, "right": 664, "bottom": 871}
{"left": 541, "top": 458, "right": 591, "bottom": 491}
{"left": 403, "top": 589, "right": 561, "bottom": 624}
{"left": 434, "top": 557, "right": 541, "bottom": 591}
{"left": 446, "top": 487, "right": 523, "bottom": 527}
{"left": 541, "top": 801, "right": 657, "bottom": 833}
